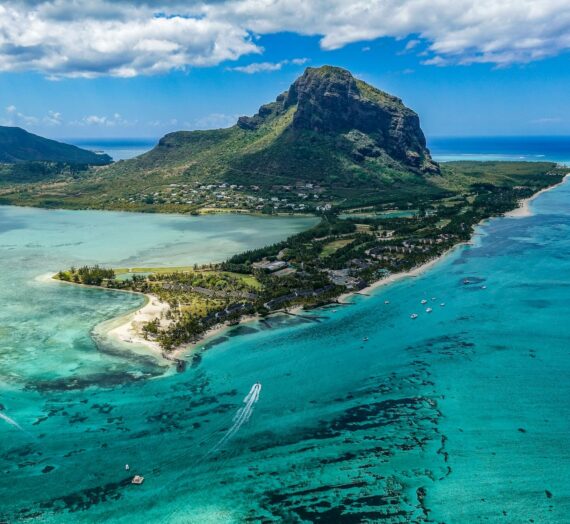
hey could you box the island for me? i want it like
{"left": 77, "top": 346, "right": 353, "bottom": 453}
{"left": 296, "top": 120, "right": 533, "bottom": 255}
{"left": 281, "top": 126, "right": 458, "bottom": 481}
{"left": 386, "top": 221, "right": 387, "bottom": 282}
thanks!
{"left": 6, "top": 66, "right": 566, "bottom": 357}
{"left": 55, "top": 159, "right": 566, "bottom": 357}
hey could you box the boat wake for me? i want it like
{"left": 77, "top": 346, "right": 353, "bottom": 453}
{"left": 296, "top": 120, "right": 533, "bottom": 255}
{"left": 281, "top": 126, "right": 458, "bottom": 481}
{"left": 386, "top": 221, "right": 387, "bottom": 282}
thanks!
{"left": 209, "top": 383, "right": 261, "bottom": 454}
{"left": 0, "top": 411, "right": 24, "bottom": 432}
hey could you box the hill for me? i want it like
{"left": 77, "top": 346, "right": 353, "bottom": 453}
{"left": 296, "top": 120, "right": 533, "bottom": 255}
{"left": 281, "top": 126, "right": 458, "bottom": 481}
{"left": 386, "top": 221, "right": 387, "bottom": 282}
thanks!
{"left": 0, "top": 67, "right": 561, "bottom": 215}
{"left": 0, "top": 66, "right": 449, "bottom": 211}
{"left": 0, "top": 126, "right": 112, "bottom": 165}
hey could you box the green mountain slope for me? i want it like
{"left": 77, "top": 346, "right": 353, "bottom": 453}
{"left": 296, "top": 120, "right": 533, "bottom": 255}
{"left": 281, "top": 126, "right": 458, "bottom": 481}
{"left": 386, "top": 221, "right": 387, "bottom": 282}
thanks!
{"left": 5, "top": 66, "right": 554, "bottom": 214}
{"left": 0, "top": 126, "right": 112, "bottom": 165}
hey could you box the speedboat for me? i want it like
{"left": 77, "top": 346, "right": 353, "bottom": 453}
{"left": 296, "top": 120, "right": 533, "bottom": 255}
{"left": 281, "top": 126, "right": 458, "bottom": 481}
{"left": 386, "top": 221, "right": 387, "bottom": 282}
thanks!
{"left": 421, "top": 299, "right": 428, "bottom": 304}
{"left": 363, "top": 337, "right": 369, "bottom": 342}
{"left": 440, "top": 302, "right": 445, "bottom": 307}
{"left": 410, "top": 313, "right": 418, "bottom": 319}
{"left": 384, "top": 300, "right": 390, "bottom": 304}
{"left": 426, "top": 307, "right": 433, "bottom": 313}
{"left": 481, "top": 285, "right": 487, "bottom": 289}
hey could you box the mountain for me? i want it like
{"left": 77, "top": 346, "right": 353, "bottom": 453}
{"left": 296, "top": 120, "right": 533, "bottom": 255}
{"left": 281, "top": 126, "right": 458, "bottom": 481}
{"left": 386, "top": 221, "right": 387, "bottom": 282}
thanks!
{"left": 110, "top": 66, "right": 438, "bottom": 186}
{"left": 237, "top": 65, "right": 438, "bottom": 173}
{"left": 0, "top": 126, "right": 112, "bottom": 165}
{"left": 1, "top": 66, "right": 447, "bottom": 211}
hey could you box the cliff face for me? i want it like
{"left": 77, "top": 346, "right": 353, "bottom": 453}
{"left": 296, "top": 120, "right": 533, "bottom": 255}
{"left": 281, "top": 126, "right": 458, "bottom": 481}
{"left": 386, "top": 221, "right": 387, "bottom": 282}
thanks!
{"left": 238, "top": 66, "right": 439, "bottom": 174}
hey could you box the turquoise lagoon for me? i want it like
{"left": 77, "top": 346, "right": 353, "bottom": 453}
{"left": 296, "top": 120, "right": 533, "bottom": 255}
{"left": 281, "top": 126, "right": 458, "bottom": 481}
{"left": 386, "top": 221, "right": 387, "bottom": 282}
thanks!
{"left": 2, "top": 179, "right": 570, "bottom": 522}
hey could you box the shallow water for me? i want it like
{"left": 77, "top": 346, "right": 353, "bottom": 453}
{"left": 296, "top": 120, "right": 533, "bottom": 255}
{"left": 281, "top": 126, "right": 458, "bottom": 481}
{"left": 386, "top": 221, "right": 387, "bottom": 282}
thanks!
{"left": 2, "top": 179, "right": 570, "bottom": 521}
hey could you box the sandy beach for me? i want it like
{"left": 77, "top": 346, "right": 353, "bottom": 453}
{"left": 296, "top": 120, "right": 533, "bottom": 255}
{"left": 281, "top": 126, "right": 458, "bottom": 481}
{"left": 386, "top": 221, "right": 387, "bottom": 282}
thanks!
{"left": 504, "top": 174, "right": 569, "bottom": 218}
{"left": 105, "top": 294, "right": 170, "bottom": 355}
{"left": 337, "top": 243, "right": 468, "bottom": 304}
{"left": 43, "top": 173, "right": 570, "bottom": 362}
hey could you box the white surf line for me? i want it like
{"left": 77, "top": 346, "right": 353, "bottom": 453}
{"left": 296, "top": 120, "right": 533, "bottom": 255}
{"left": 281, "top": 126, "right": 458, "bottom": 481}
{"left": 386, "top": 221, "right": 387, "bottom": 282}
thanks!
{"left": 0, "top": 411, "right": 24, "bottom": 432}
{"left": 209, "top": 383, "right": 261, "bottom": 454}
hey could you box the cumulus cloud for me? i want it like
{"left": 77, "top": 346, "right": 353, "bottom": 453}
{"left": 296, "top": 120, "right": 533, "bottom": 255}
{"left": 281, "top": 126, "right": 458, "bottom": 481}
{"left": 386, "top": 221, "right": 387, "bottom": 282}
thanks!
{"left": 1, "top": 105, "right": 62, "bottom": 127}
{"left": 229, "top": 57, "right": 308, "bottom": 73}
{"left": 78, "top": 113, "right": 132, "bottom": 127}
{"left": 0, "top": 1, "right": 568, "bottom": 78}
{"left": 192, "top": 113, "right": 239, "bottom": 129}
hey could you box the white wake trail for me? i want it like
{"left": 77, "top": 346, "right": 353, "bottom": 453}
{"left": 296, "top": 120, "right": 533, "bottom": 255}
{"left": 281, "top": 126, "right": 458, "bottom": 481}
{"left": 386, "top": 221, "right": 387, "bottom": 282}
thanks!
{"left": 210, "top": 383, "right": 261, "bottom": 453}
{"left": 0, "top": 411, "right": 24, "bottom": 431}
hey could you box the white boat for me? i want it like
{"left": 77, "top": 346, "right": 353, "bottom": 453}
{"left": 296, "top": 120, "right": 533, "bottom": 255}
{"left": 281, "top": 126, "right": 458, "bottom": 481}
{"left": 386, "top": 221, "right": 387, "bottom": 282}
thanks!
{"left": 384, "top": 300, "right": 390, "bottom": 304}
{"left": 363, "top": 337, "right": 369, "bottom": 342}
{"left": 421, "top": 299, "right": 428, "bottom": 304}
{"left": 440, "top": 303, "right": 445, "bottom": 307}
{"left": 481, "top": 285, "right": 487, "bottom": 289}
{"left": 426, "top": 307, "right": 433, "bottom": 313}
{"left": 410, "top": 313, "right": 418, "bottom": 319}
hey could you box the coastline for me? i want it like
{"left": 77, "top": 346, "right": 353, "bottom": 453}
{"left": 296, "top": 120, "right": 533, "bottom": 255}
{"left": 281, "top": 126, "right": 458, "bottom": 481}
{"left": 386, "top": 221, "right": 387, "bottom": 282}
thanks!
{"left": 337, "top": 242, "right": 470, "bottom": 304}
{"left": 46, "top": 273, "right": 172, "bottom": 359}
{"left": 45, "top": 173, "right": 569, "bottom": 363}
{"left": 104, "top": 294, "right": 170, "bottom": 356}
{"left": 504, "top": 173, "right": 569, "bottom": 218}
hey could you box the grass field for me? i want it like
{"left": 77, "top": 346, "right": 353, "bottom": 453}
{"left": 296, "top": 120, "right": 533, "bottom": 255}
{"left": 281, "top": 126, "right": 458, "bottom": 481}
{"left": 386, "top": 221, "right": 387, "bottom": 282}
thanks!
{"left": 320, "top": 238, "right": 354, "bottom": 257}
{"left": 113, "top": 266, "right": 262, "bottom": 289}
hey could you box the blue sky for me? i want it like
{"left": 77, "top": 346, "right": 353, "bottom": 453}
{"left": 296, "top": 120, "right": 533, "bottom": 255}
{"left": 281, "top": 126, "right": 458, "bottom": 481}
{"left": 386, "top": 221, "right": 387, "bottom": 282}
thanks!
{"left": 0, "top": 1, "right": 569, "bottom": 140}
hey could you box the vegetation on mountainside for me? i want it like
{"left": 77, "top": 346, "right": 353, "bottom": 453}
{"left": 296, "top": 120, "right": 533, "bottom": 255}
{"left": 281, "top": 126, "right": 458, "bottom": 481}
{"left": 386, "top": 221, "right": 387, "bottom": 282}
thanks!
{"left": 0, "top": 125, "right": 111, "bottom": 165}
{"left": 0, "top": 66, "right": 439, "bottom": 213}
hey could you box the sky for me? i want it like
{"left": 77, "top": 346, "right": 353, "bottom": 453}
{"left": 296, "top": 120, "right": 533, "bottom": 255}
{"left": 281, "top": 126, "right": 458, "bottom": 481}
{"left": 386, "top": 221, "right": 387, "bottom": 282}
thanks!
{"left": 0, "top": 0, "right": 569, "bottom": 140}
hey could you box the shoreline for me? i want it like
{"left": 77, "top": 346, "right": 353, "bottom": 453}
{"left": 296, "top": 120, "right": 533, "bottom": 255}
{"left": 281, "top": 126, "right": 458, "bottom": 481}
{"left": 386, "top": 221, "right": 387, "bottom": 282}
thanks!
{"left": 337, "top": 243, "right": 470, "bottom": 304}
{"left": 45, "top": 173, "right": 569, "bottom": 362}
{"left": 104, "top": 294, "right": 170, "bottom": 356}
{"left": 504, "top": 174, "right": 569, "bottom": 218}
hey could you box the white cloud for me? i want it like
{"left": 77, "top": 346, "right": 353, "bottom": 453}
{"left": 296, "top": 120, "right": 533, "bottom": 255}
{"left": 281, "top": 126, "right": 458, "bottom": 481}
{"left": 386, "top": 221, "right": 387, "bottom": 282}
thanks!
{"left": 0, "top": 1, "right": 568, "bottom": 78}
{"left": 229, "top": 57, "right": 308, "bottom": 73}
{"left": 192, "top": 113, "right": 238, "bottom": 129}
{"left": 531, "top": 117, "right": 563, "bottom": 124}
{"left": 1, "top": 105, "right": 62, "bottom": 127}
{"left": 79, "top": 113, "right": 131, "bottom": 127}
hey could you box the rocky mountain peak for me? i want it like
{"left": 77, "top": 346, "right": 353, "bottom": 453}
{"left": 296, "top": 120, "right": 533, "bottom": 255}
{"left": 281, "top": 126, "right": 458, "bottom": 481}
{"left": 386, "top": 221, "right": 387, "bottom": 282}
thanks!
{"left": 238, "top": 65, "right": 439, "bottom": 174}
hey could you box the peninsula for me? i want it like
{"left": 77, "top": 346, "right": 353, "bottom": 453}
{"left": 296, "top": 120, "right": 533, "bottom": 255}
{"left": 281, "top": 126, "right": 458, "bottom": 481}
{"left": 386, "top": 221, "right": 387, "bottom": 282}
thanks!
{"left": 48, "top": 67, "right": 567, "bottom": 356}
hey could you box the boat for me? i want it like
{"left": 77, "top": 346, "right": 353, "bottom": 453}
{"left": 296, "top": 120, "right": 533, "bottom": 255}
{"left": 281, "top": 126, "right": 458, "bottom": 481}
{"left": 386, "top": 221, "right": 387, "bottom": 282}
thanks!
{"left": 363, "top": 337, "right": 369, "bottom": 342}
{"left": 431, "top": 297, "right": 436, "bottom": 301}
{"left": 125, "top": 464, "right": 130, "bottom": 471}
{"left": 440, "top": 303, "right": 445, "bottom": 307}
{"left": 410, "top": 313, "right": 418, "bottom": 319}
{"left": 421, "top": 299, "right": 428, "bottom": 304}
{"left": 426, "top": 307, "right": 433, "bottom": 313}
{"left": 384, "top": 300, "right": 390, "bottom": 304}
{"left": 131, "top": 475, "right": 144, "bottom": 485}
{"left": 481, "top": 285, "right": 487, "bottom": 289}
{"left": 463, "top": 279, "right": 471, "bottom": 284}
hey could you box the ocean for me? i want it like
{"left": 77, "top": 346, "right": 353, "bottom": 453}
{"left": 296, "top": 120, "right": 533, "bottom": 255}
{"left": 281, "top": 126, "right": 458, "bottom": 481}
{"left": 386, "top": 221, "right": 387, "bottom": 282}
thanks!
{"left": 68, "top": 135, "right": 570, "bottom": 166}
{"left": 429, "top": 135, "right": 570, "bottom": 165}
{"left": 0, "top": 138, "right": 569, "bottom": 522}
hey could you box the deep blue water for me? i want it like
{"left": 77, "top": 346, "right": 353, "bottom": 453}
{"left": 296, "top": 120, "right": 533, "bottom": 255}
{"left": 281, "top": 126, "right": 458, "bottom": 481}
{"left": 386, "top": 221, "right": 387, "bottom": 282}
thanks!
{"left": 429, "top": 136, "right": 570, "bottom": 164}
{"left": 67, "top": 135, "right": 570, "bottom": 165}
{"left": 67, "top": 138, "right": 157, "bottom": 160}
